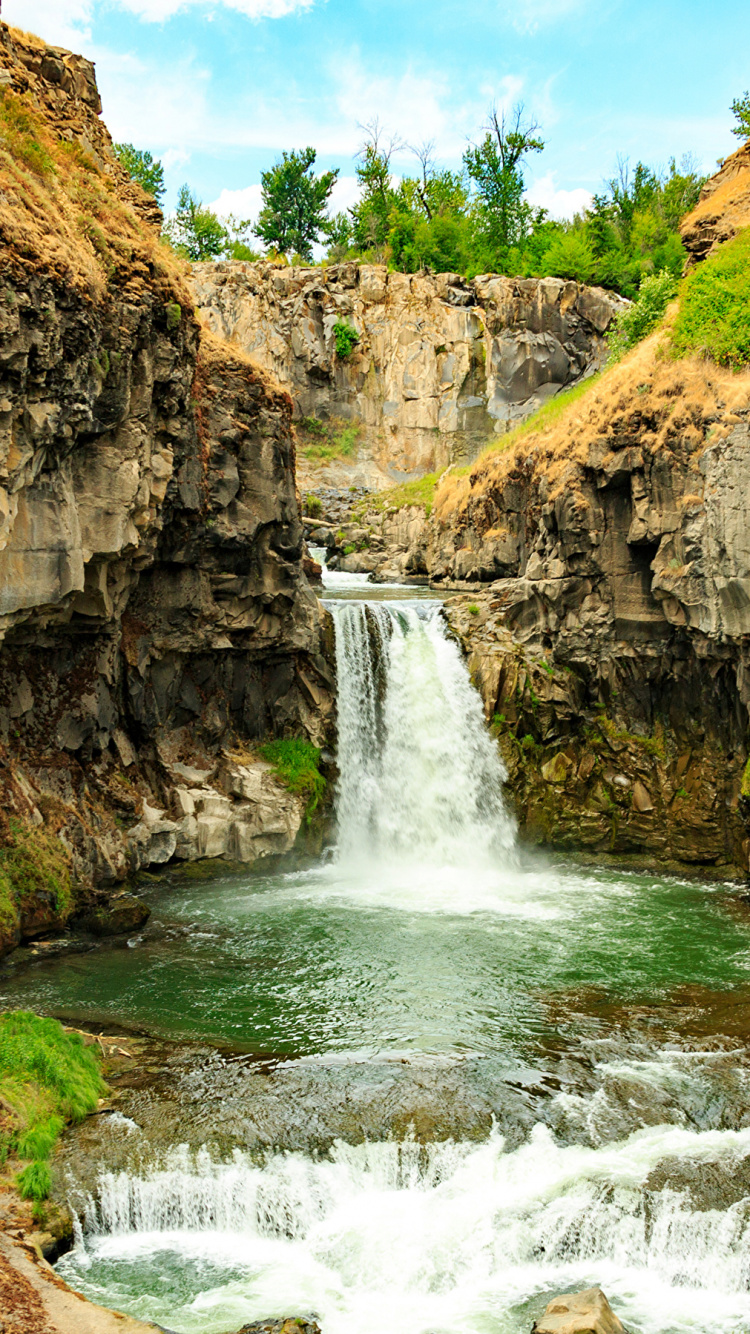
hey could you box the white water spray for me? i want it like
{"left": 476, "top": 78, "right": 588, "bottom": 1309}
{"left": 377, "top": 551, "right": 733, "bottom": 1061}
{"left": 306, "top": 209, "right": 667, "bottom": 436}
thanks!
{"left": 329, "top": 601, "right": 515, "bottom": 866}
{"left": 61, "top": 1122, "right": 750, "bottom": 1334}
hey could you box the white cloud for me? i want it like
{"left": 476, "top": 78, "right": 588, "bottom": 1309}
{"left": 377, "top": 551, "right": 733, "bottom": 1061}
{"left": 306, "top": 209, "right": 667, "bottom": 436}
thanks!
{"left": 525, "top": 171, "right": 592, "bottom": 218}
{"left": 210, "top": 174, "right": 359, "bottom": 227}
{"left": 4, "top": 0, "right": 314, "bottom": 49}
{"left": 211, "top": 182, "right": 264, "bottom": 220}
{"left": 502, "top": 0, "right": 588, "bottom": 34}
{"left": 114, "top": 0, "right": 313, "bottom": 19}
{"left": 4, "top": 0, "right": 93, "bottom": 48}
{"left": 162, "top": 146, "right": 191, "bottom": 172}
{"left": 328, "top": 175, "right": 361, "bottom": 216}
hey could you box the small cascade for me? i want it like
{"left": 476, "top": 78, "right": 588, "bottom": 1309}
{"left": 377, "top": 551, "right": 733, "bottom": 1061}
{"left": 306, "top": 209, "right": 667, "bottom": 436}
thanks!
{"left": 60, "top": 1124, "right": 750, "bottom": 1334}
{"left": 328, "top": 601, "right": 516, "bottom": 866}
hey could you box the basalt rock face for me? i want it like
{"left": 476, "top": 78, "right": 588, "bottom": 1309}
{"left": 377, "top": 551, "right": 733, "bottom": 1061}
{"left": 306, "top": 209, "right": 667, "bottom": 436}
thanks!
{"left": 191, "top": 261, "right": 624, "bottom": 482}
{"left": 320, "top": 341, "right": 750, "bottom": 875}
{"left": 0, "top": 25, "right": 333, "bottom": 955}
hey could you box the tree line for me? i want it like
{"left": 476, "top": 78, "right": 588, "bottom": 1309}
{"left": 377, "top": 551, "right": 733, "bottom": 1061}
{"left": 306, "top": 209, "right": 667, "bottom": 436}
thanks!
{"left": 113, "top": 93, "right": 749, "bottom": 300}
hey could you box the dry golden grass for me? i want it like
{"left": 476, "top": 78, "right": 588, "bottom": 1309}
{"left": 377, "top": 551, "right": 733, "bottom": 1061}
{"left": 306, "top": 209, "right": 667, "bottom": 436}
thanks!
{"left": 6, "top": 26, "right": 45, "bottom": 48}
{"left": 434, "top": 327, "right": 750, "bottom": 525}
{"left": 0, "top": 32, "right": 190, "bottom": 305}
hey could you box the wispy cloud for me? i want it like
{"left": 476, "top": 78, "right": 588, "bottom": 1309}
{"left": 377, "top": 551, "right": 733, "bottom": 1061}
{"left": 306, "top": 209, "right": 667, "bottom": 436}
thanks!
{"left": 525, "top": 172, "right": 592, "bottom": 217}
{"left": 5, "top": 0, "right": 314, "bottom": 49}
{"left": 114, "top": 0, "right": 314, "bottom": 20}
{"left": 495, "top": 0, "right": 589, "bottom": 35}
{"left": 4, "top": 0, "right": 93, "bottom": 47}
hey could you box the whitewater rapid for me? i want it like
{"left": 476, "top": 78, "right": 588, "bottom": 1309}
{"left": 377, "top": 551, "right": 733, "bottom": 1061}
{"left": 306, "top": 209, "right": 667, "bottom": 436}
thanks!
{"left": 48, "top": 569, "right": 750, "bottom": 1334}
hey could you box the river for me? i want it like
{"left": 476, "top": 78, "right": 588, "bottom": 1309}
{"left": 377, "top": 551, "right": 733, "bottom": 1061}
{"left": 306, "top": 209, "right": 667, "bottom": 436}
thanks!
{"left": 2, "top": 564, "right": 750, "bottom": 1334}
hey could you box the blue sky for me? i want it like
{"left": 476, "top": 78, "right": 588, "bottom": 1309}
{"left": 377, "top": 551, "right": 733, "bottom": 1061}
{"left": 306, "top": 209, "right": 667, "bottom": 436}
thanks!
{"left": 8, "top": 0, "right": 749, "bottom": 227}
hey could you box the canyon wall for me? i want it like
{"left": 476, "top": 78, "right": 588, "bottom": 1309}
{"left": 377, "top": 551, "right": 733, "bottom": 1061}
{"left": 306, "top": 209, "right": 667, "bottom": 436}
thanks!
{"left": 191, "top": 261, "right": 624, "bottom": 483}
{"left": 0, "top": 25, "right": 333, "bottom": 955}
{"left": 317, "top": 312, "right": 750, "bottom": 875}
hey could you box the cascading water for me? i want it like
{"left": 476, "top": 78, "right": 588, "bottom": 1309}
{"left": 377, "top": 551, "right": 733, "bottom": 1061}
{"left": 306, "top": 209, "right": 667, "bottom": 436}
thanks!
{"left": 330, "top": 601, "right": 516, "bottom": 865}
{"left": 23, "top": 571, "right": 750, "bottom": 1334}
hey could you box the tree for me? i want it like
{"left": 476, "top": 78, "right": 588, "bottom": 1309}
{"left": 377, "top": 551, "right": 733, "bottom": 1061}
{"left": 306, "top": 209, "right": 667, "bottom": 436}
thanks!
{"left": 113, "top": 143, "right": 165, "bottom": 203}
{"left": 222, "top": 214, "right": 259, "bottom": 261}
{"left": 463, "top": 105, "right": 544, "bottom": 263}
{"left": 349, "top": 120, "right": 403, "bottom": 253}
{"left": 731, "top": 91, "right": 750, "bottom": 140}
{"left": 254, "top": 147, "right": 338, "bottom": 261}
{"left": 163, "top": 185, "right": 226, "bottom": 261}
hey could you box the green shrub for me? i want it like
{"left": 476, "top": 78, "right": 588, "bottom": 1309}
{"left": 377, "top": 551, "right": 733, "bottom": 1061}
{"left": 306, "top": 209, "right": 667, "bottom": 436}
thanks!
{"left": 333, "top": 321, "right": 359, "bottom": 358}
{"left": 0, "top": 820, "right": 73, "bottom": 926}
{"left": 18, "top": 1160, "right": 52, "bottom": 1202}
{"left": 305, "top": 493, "right": 322, "bottom": 518}
{"left": 257, "top": 738, "right": 326, "bottom": 820}
{"left": 0, "top": 92, "right": 55, "bottom": 179}
{"left": 467, "top": 604, "right": 480, "bottom": 615}
{"left": 607, "top": 269, "right": 677, "bottom": 361}
{"left": 672, "top": 229, "right": 750, "bottom": 369}
{"left": 165, "top": 301, "right": 182, "bottom": 332}
{"left": 0, "top": 1011, "right": 105, "bottom": 1201}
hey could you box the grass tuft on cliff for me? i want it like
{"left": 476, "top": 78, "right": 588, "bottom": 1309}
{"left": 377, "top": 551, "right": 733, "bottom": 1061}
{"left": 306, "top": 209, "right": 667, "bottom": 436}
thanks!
{"left": 356, "top": 471, "right": 443, "bottom": 517}
{"left": 0, "top": 1011, "right": 105, "bottom": 1201}
{"left": 0, "top": 820, "right": 74, "bottom": 945}
{"left": 298, "top": 416, "right": 361, "bottom": 463}
{"left": 672, "top": 228, "right": 750, "bottom": 368}
{"left": 257, "top": 739, "right": 326, "bottom": 820}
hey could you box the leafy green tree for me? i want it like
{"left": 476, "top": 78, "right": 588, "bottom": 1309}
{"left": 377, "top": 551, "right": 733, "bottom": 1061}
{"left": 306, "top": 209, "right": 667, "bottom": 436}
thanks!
{"left": 731, "top": 91, "right": 750, "bottom": 140}
{"left": 463, "top": 106, "right": 545, "bottom": 265}
{"left": 163, "top": 185, "right": 226, "bottom": 261}
{"left": 222, "top": 214, "right": 260, "bottom": 261}
{"left": 254, "top": 147, "right": 338, "bottom": 261}
{"left": 349, "top": 122, "right": 402, "bottom": 254}
{"left": 113, "top": 143, "right": 165, "bottom": 203}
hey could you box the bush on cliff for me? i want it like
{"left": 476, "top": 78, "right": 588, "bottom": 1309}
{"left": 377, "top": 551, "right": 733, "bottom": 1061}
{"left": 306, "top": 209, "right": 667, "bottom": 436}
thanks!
{"left": 607, "top": 269, "right": 677, "bottom": 360}
{"left": 0, "top": 1011, "right": 105, "bottom": 1202}
{"left": 672, "top": 228, "right": 750, "bottom": 368}
{"left": 257, "top": 739, "right": 326, "bottom": 820}
{"left": 0, "top": 820, "right": 74, "bottom": 950}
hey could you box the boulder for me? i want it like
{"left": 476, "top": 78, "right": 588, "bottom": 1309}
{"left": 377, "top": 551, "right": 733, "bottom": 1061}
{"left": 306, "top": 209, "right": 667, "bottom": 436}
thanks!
{"left": 533, "top": 1287, "right": 626, "bottom": 1334}
{"left": 77, "top": 894, "right": 150, "bottom": 937}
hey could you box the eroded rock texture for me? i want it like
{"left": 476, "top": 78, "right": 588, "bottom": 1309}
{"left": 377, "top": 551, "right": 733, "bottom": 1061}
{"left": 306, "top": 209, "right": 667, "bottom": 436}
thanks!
{"left": 319, "top": 338, "right": 750, "bottom": 874}
{"left": 0, "top": 25, "right": 332, "bottom": 954}
{"left": 191, "top": 261, "right": 624, "bottom": 480}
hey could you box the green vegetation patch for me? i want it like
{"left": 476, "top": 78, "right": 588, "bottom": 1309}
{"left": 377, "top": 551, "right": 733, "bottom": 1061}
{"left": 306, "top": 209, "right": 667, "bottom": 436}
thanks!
{"left": 607, "top": 269, "right": 677, "bottom": 361}
{"left": 0, "top": 1011, "right": 105, "bottom": 1201}
{"left": 0, "top": 91, "right": 55, "bottom": 179}
{"left": 298, "top": 416, "right": 361, "bottom": 462}
{"left": 357, "top": 471, "right": 442, "bottom": 518}
{"left": 0, "top": 820, "right": 74, "bottom": 940}
{"left": 257, "top": 739, "right": 326, "bottom": 820}
{"left": 332, "top": 321, "right": 360, "bottom": 359}
{"left": 741, "top": 756, "right": 750, "bottom": 799}
{"left": 672, "top": 228, "right": 750, "bottom": 369}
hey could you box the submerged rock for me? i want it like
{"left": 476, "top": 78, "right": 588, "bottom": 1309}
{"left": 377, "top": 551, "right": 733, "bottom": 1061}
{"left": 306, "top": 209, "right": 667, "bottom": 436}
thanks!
{"left": 533, "top": 1288, "right": 625, "bottom": 1334}
{"left": 76, "top": 893, "right": 151, "bottom": 937}
{"left": 236, "top": 1322, "right": 321, "bottom": 1334}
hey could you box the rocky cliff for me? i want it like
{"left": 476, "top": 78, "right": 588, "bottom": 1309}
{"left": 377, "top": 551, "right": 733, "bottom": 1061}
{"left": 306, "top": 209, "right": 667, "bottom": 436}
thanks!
{"left": 317, "top": 290, "right": 750, "bottom": 875}
{"left": 191, "top": 261, "right": 624, "bottom": 486}
{"left": 0, "top": 25, "right": 333, "bottom": 956}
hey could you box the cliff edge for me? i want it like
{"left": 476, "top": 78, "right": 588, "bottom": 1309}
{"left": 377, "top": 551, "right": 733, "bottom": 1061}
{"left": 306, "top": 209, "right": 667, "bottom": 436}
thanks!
{"left": 0, "top": 25, "right": 333, "bottom": 957}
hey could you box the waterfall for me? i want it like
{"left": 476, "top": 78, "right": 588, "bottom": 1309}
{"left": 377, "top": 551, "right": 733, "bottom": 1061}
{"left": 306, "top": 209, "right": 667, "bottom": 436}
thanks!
{"left": 328, "top": 601, "right": 516, "bottom": 866}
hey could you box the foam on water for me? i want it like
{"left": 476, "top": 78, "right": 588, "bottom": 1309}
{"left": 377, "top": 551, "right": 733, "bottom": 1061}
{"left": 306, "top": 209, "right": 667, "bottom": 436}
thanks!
{"left": 61, "top": 1123, "right": 750, "bottom": 1334}
{"left": 49, "top": 589, "right": 750, "bottom": 1330}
